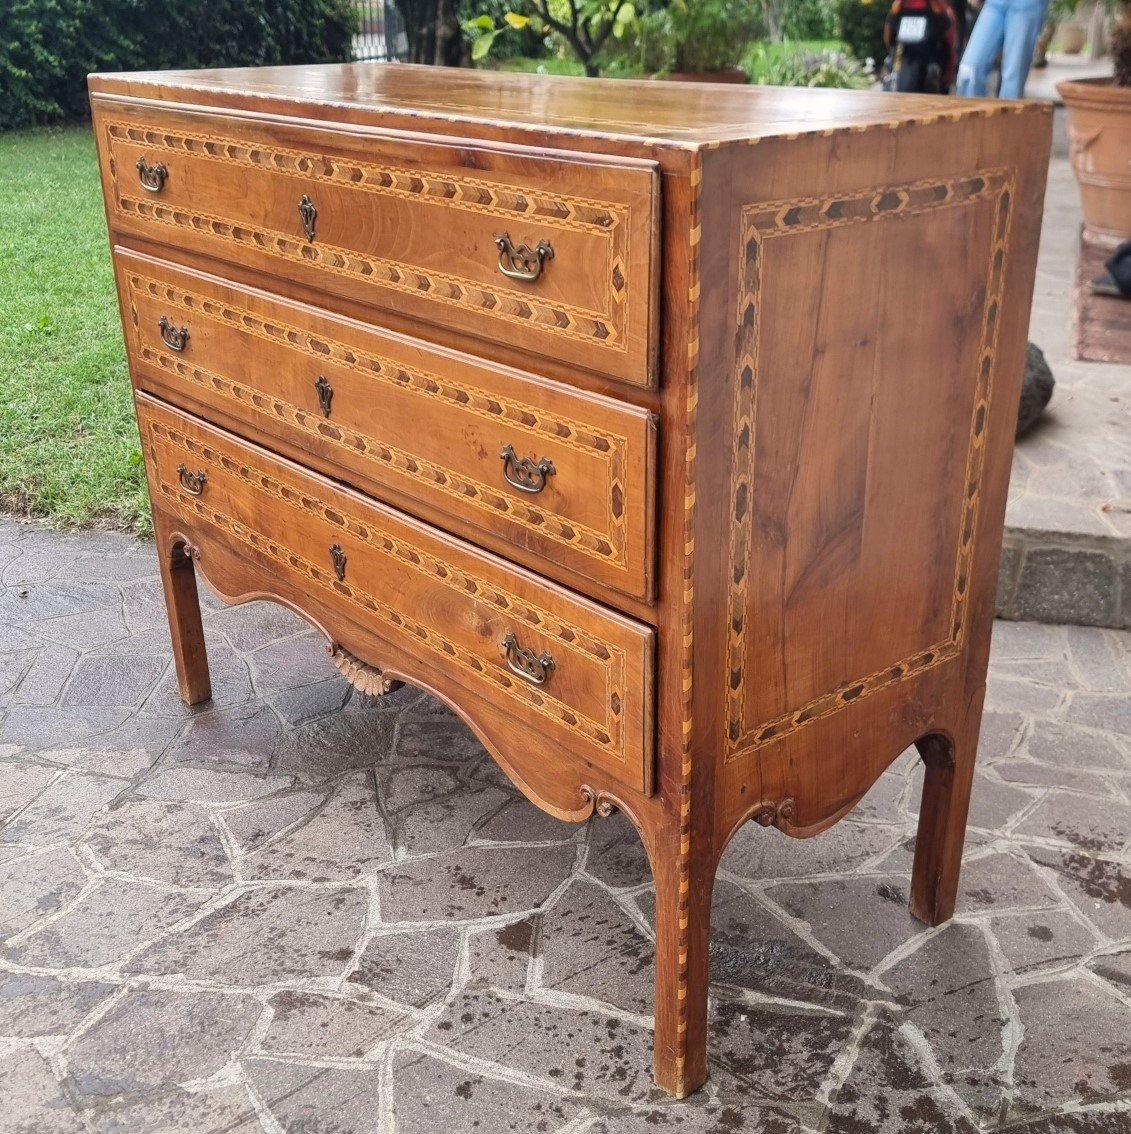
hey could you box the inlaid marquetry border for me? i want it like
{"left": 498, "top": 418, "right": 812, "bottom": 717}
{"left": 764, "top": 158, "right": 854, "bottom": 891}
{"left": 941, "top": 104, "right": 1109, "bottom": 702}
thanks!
{"left": 106, "top": 120, "right": 633, "bottom": 354}
{"left": 127, "top": 272, "right": 633, "bottom": 572}
{"left": 724, "top": 170, "right": 1015, "bottom": 764}
{"left": 146, "top": 416, "right": 633, "bottom": 763}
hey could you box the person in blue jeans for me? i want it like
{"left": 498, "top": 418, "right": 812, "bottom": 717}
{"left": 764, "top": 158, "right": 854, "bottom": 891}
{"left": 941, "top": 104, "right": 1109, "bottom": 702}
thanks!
{"left": 956, "top": 0, "right": 1050, "bottom": 97}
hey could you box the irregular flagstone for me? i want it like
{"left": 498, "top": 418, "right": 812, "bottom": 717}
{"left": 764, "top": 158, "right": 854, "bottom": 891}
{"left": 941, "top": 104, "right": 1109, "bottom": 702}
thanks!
{"left": 58, "top": 550, "right": 158, "bottom": 584}
{"left": 0, "top": 771, "right": 124, "bottom": 846}
{"left": 694, "top": 880, "right": 867, "bottom": 1012}
{"left": 273, "top": 711, "right": 399, "bottom": 779}
{"left": 428, "top": 989, "right": 661, "bottom": 1103}
{"left": 723, "top": 820, "right": 900, "bottom": 882}
{"left": 585, "top": 811, "right": 652, "bottom": 890}
{"left": 1013, "top": 791, "right": 1131, "bottom": 855}
{"left": 998, "top": 1111, "right": 1131, "bottom": 1133}
{"left": 1065, "top": 627, "right": 1131, "bottom": 692}
{"left": 1025, "top": 722, "right": 1130, "bottom": 772}
{"left": 0, "top": 707, "right": 133, "bottom": 752}
{"left": 136, "top": 767, "right": 293, "bottom": 805}
{"left": 142, "top": 638, "right": 254, "bottom": 716}
{"left": 466, "top": 918, "right": 536, "bottom": 992}
{"left": 1023, "top": 844, "right": 1131, "bottom": 939}
{"left": 955, "top": 851, "right": 1065, "bottom": 913}
{"left": 7, "top": 877, "right": 212, "bottom": 970}
{"left": 346, "top": 927, "right": 462, "bottom": 1008}
{"left": 164, "top": 703, "right": 280, "bottom": 770}
{"left": 394, "top": 718, "right": 486, "bottom": 763}
{"left": 60, "top": 655, "right": 167, "bottom": 709}
{"left": 884, "top": 923, "right": 1007, "bottom": 1118}
{"left": 211, "top": 600, "right": 309, "bottom": 653}
{"left": 246, "top": 630, "right": 340, "bottom": 696}
{"left": 0, "top": 972, "right": 115, "bottom": 1038}
{"left": 0, "top": 650, "right": 35, "bottom": 698}
{"left": 965, "top": 773, "right": 1039, "bottom": 831}
{"left": 378, "top": 844, "right": 575, "bottom": 922}
{"left": 120, "top": 577, "right": 175, "bottom": 634}
{"left": 1089, "top": 949, "right": 1131, "bottom": 992}
{"left": 585, "top": 1106, "right": 802, "bottom": 1133}
{"left": 244, "top": 1058, "right": 383, "bottom": 1134}
{"left": 474, "top": 797, "right": 572, "bottom": 844}
{"left": 824, "top": 1018, "right": 978, "bottom": 1134}
{"left": 540, "top": 879, "right": 653, "bottom": 1015}
{"left": 65, "top": 988, "right": 260, "bottom": 1097}
{"left": 240, "top": 772, "right": 392, "bottom": 881}
{"left": 1065, "top": 694, "right": 1131, "bottom": 738}
{"left": 0, "top": 580, "right": 119, "bottom": 624}
{"left": 973, "top": 709, "right": 1028, "bottom": 761}
{"left": 35, "top": 716, "right": 183, "bottom": 778}
{"left": 270, "top": 676, "right": 351, "bottom": 727}
{"left": 85, "top": 797, "right": 234, "bottom": 889}
{"left": 0, "top": 1046, "right": 86, "bottom": 1134}
{"left": 0, "top": 760, "right": 58, "bottom": 823}
{"left": 219, "top": 789, "right": 325, "bottom": 854}
{"left": 990, "top": 911, "right": 1099, "bottom": 977}
{"left": 125, "top": 884, "right": 368, "bottom": 985}
{"left": 391, "top": 778, "right": 512, "bottom": 856}
{"left": 259, "top": 990, "right": 408, "bottom": 1058}
{"left": 0, "top": 846, "right": 88, "bottom": 939}
{"left": 84, "top": 1084, "right": 263, "bottom": 1134}
{"left": 391, "top": 1048, "right": 581, "bottom": 1134}
{"left": 708, "top": 995, "right": 853, "bottom": 1102}
{"left": 37, "top": 607, "right": 130, "bottom": 651}
{"left": 1011, "top": 976, "right": 1131, "bottom": 1115}
{"left": 765, "top": 875, "right": 925, "bottom": 973}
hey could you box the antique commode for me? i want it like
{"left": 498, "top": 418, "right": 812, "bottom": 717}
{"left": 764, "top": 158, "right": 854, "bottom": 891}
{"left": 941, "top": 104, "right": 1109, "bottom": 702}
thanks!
{"left": 90, "top": 65, "right": 1049, "bottom": 1096}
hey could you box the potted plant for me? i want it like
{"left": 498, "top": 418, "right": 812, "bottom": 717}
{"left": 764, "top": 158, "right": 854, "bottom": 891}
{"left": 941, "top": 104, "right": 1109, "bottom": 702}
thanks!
{"left": 1058, "top": 1, "right": 1131, "bottom": 239}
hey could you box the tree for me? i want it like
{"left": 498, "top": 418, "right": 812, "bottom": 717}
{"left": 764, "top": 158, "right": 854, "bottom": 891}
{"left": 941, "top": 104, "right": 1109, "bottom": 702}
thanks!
{"left": 469, "top": 0, "right": 636, "bottom": 77}
{"left": 391, "top": 0, "right": 468, "bottom": 64}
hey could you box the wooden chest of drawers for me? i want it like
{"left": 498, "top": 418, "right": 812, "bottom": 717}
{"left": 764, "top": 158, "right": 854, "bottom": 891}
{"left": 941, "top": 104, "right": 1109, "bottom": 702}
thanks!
{"left": 90, "top": 65, "right": 1050, "bottom": 1097}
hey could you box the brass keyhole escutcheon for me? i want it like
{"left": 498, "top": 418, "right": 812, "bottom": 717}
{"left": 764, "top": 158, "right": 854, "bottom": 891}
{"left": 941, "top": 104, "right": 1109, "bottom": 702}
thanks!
{"left": 329, "top": 543, "right": 347, "bottom": 582}
{"left": 315, "top": 375, "right": 333, "bottom": 418}
{"left": 298, "top": 195, "right": 318, "bottom": 243}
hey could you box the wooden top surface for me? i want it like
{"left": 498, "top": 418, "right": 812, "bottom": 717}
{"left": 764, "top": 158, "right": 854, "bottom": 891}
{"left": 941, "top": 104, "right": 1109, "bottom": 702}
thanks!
{"left": 88, "top": 63, "right": 1045, "bottom": 148}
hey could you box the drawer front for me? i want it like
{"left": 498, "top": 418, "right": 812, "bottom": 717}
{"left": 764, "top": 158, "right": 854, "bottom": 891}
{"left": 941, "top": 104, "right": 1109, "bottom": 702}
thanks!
{"left": 95, "top": 100, "right": 659, "bottom": 387}
{"left": 119, "top": 251, "right": 656, "bottom": 603}
{"left": 137, "top": 395, "right": 654, "bottom": 792}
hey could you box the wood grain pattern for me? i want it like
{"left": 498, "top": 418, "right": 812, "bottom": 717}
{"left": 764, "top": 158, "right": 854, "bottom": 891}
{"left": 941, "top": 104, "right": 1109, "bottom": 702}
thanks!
{"left": 91, "top": 64, "right": 1052, "bottom": 1100}
{"left": 117, "top": 249, "right": 657, "bottom": 605}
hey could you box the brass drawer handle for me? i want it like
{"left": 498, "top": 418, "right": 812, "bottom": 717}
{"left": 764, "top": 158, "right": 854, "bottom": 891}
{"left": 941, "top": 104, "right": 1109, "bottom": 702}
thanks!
{"left": 500, "top": 445, "right": 555, "bottom": 494}
{"left": 299, "top": 194, "right": 318, "bottom": 243}
{"left": 502, "top": 631, "right": 555, "bottom": 685}
{"left": 176, "top": 465, "right": 206, "bottom": 496}
{"left": 315, "top": 375, "right": 333, "bottom": 418}
{"left": 136, "top": 158, "right": 167, "bottom": 193}
{"left": 330, "top": 543, "right": 347, "bottom": 582}
{"left": 158, "top": 316, "right": 189, "bottom": 352}
{"left": 495, "top": 232, "right": 554, "bottom": 282}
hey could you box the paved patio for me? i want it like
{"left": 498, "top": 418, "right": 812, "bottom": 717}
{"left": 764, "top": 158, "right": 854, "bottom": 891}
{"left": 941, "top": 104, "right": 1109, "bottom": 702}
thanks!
{"left": 2, "top": 515, "right": 1131, "bottom": 1132}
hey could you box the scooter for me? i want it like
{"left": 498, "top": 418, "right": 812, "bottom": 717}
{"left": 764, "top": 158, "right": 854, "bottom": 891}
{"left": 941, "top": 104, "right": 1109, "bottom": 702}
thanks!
{"left": 881, "top": 0, "right": 958, "bottom": 93}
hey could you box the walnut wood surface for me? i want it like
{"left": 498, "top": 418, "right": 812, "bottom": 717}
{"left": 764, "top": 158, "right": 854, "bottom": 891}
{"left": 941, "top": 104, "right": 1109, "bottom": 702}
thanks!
{"left": 92, "top": 64, "right": 1051, "bottom": 1099}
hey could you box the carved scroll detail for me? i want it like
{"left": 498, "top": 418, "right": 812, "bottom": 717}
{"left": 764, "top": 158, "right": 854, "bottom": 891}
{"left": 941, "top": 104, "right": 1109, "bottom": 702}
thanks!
{"left": 579, "top": 784, "right": 619, "bottom": 818}
{"left": 328, "top": 643, "right": 404, "bottom": 697}
{"left": 750, "top": 797, "right": 796, "bottom": 830}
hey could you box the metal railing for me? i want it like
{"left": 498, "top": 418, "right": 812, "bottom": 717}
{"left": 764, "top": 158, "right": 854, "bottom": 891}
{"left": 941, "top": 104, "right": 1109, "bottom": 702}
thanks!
{"left": 354, "top": 0, "right": 409, "bottom": 61}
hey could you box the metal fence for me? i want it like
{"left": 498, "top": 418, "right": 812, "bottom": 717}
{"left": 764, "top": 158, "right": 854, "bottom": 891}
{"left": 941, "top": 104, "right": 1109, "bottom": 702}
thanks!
{"left": 354, "top": 0, "right": 409, "bottom": 61}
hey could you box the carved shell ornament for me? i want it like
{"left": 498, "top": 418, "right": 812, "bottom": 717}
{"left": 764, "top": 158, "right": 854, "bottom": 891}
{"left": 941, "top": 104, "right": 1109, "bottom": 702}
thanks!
{"left": 327, "top": 643, "right": 404, "bottom": 697}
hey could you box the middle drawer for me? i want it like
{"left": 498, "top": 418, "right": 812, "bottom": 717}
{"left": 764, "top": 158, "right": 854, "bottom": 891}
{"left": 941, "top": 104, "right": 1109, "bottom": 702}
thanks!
{"left": 117, "top": 249, "right": 657, "bottom": 604}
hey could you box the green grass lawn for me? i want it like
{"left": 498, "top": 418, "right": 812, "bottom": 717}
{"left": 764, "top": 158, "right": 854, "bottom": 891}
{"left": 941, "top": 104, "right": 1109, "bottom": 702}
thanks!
{"left": 0, "top": 126, "right": 149, "bottom": 534}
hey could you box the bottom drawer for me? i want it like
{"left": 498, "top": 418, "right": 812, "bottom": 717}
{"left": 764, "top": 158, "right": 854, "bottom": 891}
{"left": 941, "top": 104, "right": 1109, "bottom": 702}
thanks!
{"left": 137, "top": 394, "right": 654, "bottom": 793}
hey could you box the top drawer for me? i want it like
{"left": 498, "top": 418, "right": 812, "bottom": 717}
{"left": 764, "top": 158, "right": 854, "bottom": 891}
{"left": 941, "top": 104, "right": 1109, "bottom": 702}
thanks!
{"left": 92, "top": 99, "right": 660, "bottom": 387}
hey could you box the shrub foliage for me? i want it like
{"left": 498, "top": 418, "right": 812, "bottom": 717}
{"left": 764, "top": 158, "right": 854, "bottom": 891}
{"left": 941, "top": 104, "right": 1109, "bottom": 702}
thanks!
{"left": 0, "top": 0, "right": 357, "bottom": 131}
{"left": 835, "top": 0, "right": 887, "bottom": 66}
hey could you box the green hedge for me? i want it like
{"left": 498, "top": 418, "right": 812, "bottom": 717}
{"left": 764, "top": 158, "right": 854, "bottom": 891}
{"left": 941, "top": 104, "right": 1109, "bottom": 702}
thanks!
{"left": 835, "top": 0, "right": 888, "bottom": 66}
{"left": 0, "top": 0, "right": 357, "bottom": 131}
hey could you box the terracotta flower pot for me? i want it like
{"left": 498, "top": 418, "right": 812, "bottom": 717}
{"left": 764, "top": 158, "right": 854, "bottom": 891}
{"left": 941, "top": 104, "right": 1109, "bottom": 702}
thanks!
{"left": 1058, "top": 77, "right": 1131, "bottom": 241}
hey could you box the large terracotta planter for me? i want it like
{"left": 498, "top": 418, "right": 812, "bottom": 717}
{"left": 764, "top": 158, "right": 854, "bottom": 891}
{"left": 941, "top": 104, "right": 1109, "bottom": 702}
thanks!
{"left": 1058, "top": 77, "right": 1131, "bottom": 240}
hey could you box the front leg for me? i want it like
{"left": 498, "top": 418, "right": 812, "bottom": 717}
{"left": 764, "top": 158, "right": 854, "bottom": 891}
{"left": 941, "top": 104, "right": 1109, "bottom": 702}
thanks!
{"left": 155, "top": 520, "right": 212, "bottom": 706}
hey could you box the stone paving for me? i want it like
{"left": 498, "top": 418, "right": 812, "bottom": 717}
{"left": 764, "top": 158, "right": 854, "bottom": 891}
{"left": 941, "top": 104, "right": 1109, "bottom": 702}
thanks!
{"left": 3, "top": 520, "right": 1131, "bottom": 1132}
{"left": 998, "top": 110, "right": 1131, "bottom": 630}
